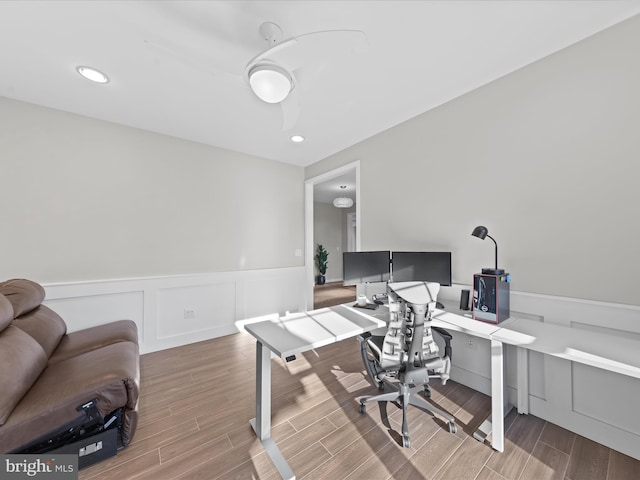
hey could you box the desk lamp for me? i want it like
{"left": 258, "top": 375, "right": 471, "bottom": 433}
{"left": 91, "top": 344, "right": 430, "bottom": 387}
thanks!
{"left": 471, "top": 226, "right": 505, "bottom": 275}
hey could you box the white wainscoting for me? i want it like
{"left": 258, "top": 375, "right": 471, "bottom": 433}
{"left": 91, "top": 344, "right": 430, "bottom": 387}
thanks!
{"left": 43, "top": 267, "right": 307, "bottom": 354}
{"left": 511, "top": 291, "right": 640, "bottom": 460}
{"left": 439, "top": 284, "right": 640, "bottom": 460}
{"left": 41, "top": 275, "right": 640, "bottom": 458}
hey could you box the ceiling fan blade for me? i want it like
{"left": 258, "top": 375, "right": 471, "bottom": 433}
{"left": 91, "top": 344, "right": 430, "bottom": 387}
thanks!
{"left": 281, "top": 87, "right": 301, "bottom": 131}
{"left": 144, "top": 39, "right": 243, "bottom": 84}
{"left": 246, "top": 36, "right": 297, "bottom": 70}
{"left": 247, "top": 29, "right": 368, "bottom": 71}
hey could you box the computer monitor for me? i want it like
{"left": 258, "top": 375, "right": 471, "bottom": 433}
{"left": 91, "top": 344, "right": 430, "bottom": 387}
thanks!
{"left": 391, "top": 251, "right": 452, "bottom": 286}
{"left": 342, "top": 251, "right": 391, "bottom": 286}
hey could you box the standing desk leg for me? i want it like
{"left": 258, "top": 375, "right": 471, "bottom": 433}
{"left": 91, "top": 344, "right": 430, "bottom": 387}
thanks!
{"left": 249, "top": 341, "right": 296, "bottom": 480}
{"left": 490, "top": 339, "right": 505, "bottom": 452}
{"left": 473, "top": 339, "right": 508, "bottom": 452}
{"left": 517, "top": 346, "right": 529, "bottom": 414}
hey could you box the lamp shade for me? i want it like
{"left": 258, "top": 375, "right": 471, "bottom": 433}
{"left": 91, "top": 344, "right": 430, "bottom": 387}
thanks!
{"left": 248, "top": 64, "right": 292, "bottom": 103}
{"left": 471, "top": 225, "right": 488, "bottom": 240}
{"left": 471, "top": 225, "right": 504, "bottom": 275}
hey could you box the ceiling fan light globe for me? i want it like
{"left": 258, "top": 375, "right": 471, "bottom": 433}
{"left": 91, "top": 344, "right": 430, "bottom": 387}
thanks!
{"left": 248, "top": 64, "right": 292, "bottom": 103}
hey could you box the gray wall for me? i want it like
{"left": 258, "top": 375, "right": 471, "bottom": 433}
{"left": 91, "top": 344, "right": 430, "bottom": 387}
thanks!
{"left": 1, "top": 97, "right": 305, "bottom": 283}
{"left": 306, "top": 15, "right": 640, "bottom": 306}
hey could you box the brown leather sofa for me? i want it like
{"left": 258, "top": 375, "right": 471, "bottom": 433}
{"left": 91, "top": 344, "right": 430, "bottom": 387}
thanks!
{"left": 0, "top": 279, "right": 139, "bottom": 461}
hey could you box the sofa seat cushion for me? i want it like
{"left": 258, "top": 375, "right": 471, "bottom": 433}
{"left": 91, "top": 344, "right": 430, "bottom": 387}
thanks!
{"left": 49, "top": 320, "right": 138, "bottom": 365}
{"left": 0, "top": 326, "right": 48, "bottom": 426}
{"left": 0, "top": 341, "right": 139, "bottom": 453}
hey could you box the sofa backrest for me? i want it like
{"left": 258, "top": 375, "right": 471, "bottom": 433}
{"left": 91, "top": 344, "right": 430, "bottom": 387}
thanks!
{"left": 0, "top": 279, "right": 46, "bottom": 317}
{"left": 0, "top": 279, "right": 66, "bottom": 357}
{"left": 0, "top": 294, "right": 49, "bottom": 425}
{"left": 0, "top": 292, "right": 12, "bottom": 332}
{"left": 0, "top": 279, "right": 68, "bottom": 425}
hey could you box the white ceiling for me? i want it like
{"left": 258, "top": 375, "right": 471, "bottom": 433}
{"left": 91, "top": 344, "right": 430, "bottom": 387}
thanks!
{"left": 314, "top": 169, "right": 357, "bottom": 206}
{"left": 1, "top": 1, "right": 638, "bottom": 168}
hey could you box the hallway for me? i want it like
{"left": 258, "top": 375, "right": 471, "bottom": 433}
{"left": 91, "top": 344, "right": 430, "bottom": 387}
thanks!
{"left": 313, "top": 281, "right": 356, "bottom": 308}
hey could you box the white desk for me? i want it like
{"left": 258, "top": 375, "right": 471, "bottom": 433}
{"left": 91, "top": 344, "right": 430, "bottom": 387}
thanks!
{"left": 298, "top": 302, "right": 512, "bottom": 452}
{"left": 247, "top": 301, "right": 640, "bottom": 478}
{"left": 244, "top": 304, "right": 386, "bottom": 480}
{"left": 431, "top": 308, "right": 508, "bottom": 451}
{"left": 431, "top": 307, "right": 640, "bottom": 458}
{"left": 492, "top": 317, "right": 640, "bottom": 415}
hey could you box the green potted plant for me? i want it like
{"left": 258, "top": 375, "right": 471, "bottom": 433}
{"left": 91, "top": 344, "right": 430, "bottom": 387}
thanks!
{"left": 315, "top": 243, "right": 329, "bottom": 285}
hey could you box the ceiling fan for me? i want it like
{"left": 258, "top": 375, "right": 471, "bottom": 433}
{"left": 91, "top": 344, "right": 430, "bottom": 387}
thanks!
{"left": 245, "top": 22, "right": 365, "bottom": 113}
{"left": 145, "top": 22, "right": 367, "bottom": 130}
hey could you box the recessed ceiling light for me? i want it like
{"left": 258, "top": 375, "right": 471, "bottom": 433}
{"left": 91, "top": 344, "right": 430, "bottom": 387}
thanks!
{"left": 290, "top": 135, "right": 305, "bottom": 143}
{"left": 76, "top": 66, "right": 109, "bottom": 84}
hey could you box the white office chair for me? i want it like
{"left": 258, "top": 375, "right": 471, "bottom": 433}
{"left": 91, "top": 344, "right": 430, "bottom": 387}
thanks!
{"left": 358, "top": 281, "right": 457, "bottom": 448}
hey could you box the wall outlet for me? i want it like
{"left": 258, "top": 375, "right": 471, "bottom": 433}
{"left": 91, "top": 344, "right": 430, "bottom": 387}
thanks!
{"left": 184, "top": 308, "right": 196, "bottom": 319}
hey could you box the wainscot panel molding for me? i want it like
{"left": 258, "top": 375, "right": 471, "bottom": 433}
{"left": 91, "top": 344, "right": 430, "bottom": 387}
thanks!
{"left": 43, "top": 267, "right": 307, "bottom": 354}
{"left": 41, "top": 276, "right": 639, "bottom": 458}
{"left": 438, "top": 284, "right": 640, "bottom": 461}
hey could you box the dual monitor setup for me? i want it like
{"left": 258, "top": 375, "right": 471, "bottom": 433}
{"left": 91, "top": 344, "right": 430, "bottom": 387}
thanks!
{"left": 342, "top": 250, "right": 452, "bottom": 287}
{"left": 342, "top": 247, "right": 509, "bottom": 324}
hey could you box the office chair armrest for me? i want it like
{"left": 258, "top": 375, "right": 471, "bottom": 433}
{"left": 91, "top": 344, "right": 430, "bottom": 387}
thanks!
{"left": 358, "top": 331, "right": 372, "bottom": 341}
{"left": 432, "top": 326, "right": 452, "bottom": 361}
{"left": 358, "top": 331, "right": 385, "bottom": 362}
{"left": 432, "top": 326, "right": 451, "bottom": 341}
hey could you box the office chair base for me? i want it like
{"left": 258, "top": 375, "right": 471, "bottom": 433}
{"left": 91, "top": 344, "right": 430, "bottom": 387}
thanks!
{"left": 359, "top": 382, "right": 457, "bottom": 447}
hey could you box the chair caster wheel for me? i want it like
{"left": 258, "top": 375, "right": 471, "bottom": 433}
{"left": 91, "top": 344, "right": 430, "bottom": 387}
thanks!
{"left": 402, "top": 436, "right": 411, "bottom": 448}
{"left": 449, "top": 421, "right": 457, "bottom": 434}
{"left": 359, "top": 403, "right": 366, "bottom": 414}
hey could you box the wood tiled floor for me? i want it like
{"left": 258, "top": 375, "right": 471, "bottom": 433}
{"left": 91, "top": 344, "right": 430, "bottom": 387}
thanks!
{"left": 80, "top": 332, "right": 640, "bottom": 480}
{"left": 313, "top": 281, "right": 356, "bottom": 309}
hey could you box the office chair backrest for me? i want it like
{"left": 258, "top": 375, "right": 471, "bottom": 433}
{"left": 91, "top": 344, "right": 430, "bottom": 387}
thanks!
{"left": 381, "top": 282, "right": 444, "bottom": 384}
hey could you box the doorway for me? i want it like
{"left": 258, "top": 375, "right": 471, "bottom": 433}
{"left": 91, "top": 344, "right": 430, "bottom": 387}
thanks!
{"left": 304, "top": 161, "right": 360, "bottom": 309}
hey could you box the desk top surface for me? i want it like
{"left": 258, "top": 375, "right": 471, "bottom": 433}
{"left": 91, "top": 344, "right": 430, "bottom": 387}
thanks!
{"left": 244, "top": 304, "right": 386, "bottom": 358}
{"left": 342, "top": 299, "right": 501, "bottom": 338}
{"left": 363, "top": 300, "right": 640, "bottom": 380}
{"left": 493, "top": 317, "right": 640, "bottom": 379}
{"left": 246, "top": 300, "right": 640, "bottom": 379}
{"left": 432, "top": 308, "right": 501, "bottom": 339}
